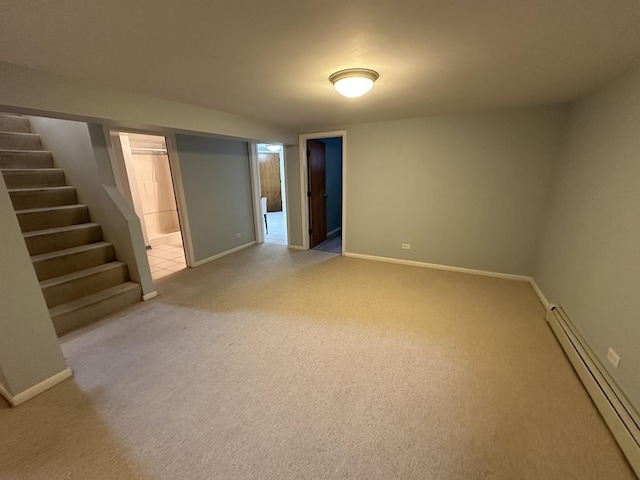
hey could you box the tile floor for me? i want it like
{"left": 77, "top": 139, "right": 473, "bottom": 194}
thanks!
{"left": 264, "top": 211, "right": 288, "bottom": 246}
{"left": 147, "top": 239, "right": 187, "bottom": 280}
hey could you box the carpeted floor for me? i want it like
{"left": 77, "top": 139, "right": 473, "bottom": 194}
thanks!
{"left": 0, "top": 244, "right": 636, "bottom": 479}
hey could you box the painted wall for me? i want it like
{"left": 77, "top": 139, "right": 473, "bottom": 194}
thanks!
{"left": 175, "top": 134, "right": 256, "bottom": 263}
{"left": 319, "top": 137, "right": 343, "bottom": 234}
{"left": 342, "top": 106, "right": 568, "bottom": 275}
{"left": 0, "top": 175, "right": 68, "bottom": 395}
{"left": 27, "top": 117, "right": 154, "bottom": 296}
{"left": 284, "top": 145, "right": 303, "bottom": 247}
{"left": 535, "top": 64, "right": 640, "bottom": 413}
{"left": 0, "top": 61, "right": 296, "bottom": 145}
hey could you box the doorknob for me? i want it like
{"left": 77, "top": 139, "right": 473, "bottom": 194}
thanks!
{"left": 323, "top": 193, "right": 328, "bottom": 198}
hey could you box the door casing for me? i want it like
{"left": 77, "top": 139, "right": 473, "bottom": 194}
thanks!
{"left": 298, "top": 131, "right": 347, "bottom": 253}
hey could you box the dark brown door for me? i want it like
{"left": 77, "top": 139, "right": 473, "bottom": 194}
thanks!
{"left": 258, "top": 153, "right": 282, "bottom": 211}
{"left": 308, "top": 140, "right": 327, "bottom": 248}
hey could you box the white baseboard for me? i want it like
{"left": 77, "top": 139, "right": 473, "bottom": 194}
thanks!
{"left": 0, "top": 367, "right": 73, "bottom": 407}
{"left": 143, "top": 291, "right": 158, "bottom": 301}
{"left": 527, "top": 278, "right": 552, "bottom": 311}
{"left": 192, "top": 241, "right": 256, "bottom": 267}
{"left": 327, "top": 227, "right": 342, "bottom": 238}
{"left": 546, "top": 306, "right": 640, "bottom": 477}
{"left": 343, "top": 252, "right": 531, "bottom": 282}
{"left": 287, "top": 245, "right": 305, "bottom": 251}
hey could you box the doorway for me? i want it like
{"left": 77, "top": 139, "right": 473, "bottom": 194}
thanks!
{"left": 113, "top": 132, "right": 187, "bottom": 279}
{"left": 257, "top": 144, "right": 288, "bottom": 246}
{"left": 306, "top": 136, "right": 344, "bottom": 254}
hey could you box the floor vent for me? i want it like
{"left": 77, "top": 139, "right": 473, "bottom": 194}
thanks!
{"left": 546, "top": 305, "right": 640, "bottom": 476}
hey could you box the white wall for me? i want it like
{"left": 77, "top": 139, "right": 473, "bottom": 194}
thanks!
{"left": 0, "top": 175, "right": 68, "bottom": 395}
{"left": 341, "top": 106, "right": 568, "bottom": 275}
{"left": 535, "top": 64, "right": 640, "bottom": 413}
{"left": 175, "top": 134, "right": 256, "bottom": 263}
{"left": 0, "top": 61, "right": 296, "bottom": 145}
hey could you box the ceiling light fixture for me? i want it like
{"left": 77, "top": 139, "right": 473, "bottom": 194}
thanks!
{"left": 329, "top": 68, "right": 379, "bottom": 98}
{"left": 266, "top": 144, "right": 281, "bottom": 152}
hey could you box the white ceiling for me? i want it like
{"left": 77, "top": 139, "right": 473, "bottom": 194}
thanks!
{"left": 1, "top": 0, "right": 640, "bottom": 131}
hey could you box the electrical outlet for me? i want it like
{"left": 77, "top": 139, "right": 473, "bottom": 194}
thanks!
{"left": 402, "top": 243, "right": 411, "bottom": 250}
{"left": 607, "top": 348, "right": 620, "bottom": 369}
{"left": 235, "top": 233, "right": 241, "bottom": 238}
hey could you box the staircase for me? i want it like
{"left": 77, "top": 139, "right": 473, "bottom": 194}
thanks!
{"left": 0, "top": 113, "right": 141, "bottom": 335}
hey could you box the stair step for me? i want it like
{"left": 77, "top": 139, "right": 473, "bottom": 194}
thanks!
{"left": 24, "top": 222, "right": 102, "bottom": 256}
{"left": 32, "top": 242, "right": 115, "bottom": 281}
{"left": 41, "top": 261, "right": 129, "bottom": 308}
{"left": 0, "top": 115, "right": 31, "bottom": 133}
{"left": 50, "top": 282, "right": 142, "bottom": 336}
{"left": 16, "top": 204, "right": 90, "bottom": 233}
{"left": 1, "top": 168, "right": 65, "bottom": 188}
{"left": 9, "top": 186, "right": 77, "bottom": 210}
{"left": 0, "top": 132, "right": 42, "bottom": 150}
{"left": 0, "top": 150, "right": 53, "bottom": 169}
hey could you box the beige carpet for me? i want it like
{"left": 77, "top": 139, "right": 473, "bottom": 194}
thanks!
{"left": 0, "top": 244, "right": 636, "bottom": 479}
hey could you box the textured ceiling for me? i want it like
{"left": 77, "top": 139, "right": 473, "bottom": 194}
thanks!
{"left": 1, "top": 0, "right": 639, "bottom": 130}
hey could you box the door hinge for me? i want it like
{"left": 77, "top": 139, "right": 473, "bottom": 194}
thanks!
{"left": 306, "top": 150, "right": 311, "bottom": 158}
{"left": 307, "top": 191, "right": 311, "bottom": 197}
{"left": 309, "top": 228, "right": 312, "bottom": 234}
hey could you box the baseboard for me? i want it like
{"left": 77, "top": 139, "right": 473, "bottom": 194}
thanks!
{"left": 527, "top": 278, "right": 552, "bottom": 311}
{"left": 143, "top": 291, "right": 158, "bottom": 301}
{"left": 287, "top": 245, "right": 305, "bottom": 251}
{"left": 0, "top": 367, "right": 73, "bottom": 407}
{"left": 192, "top": 241, "right": 256, "bottom": 267}
{"left": 343, "top": 252, "right": 531, "bottom": 282}
{"left": 545, "top": 306, "right": 640, "bottom": 477}
{"left": 327, "top": 227, "right": 342, "bottom": 238}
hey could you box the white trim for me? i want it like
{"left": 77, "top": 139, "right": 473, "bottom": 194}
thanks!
{"left": 0, "top": 382, "right": 12, "bottom": 406}
{"left": 298, "top": 131, "right": 347, "bottom": 254}
{"left": 343, "top": 252, "right": 531, "bottom": 282}
{"left": 546, "top": 306, "right": 640, "bottom": 477}
{"left": 165, "top": 134, "right": 196, "bottom": 268}
{"left": 327, "top": 226, "right": 342, "bottom": 238}
{"left": 248, "top": 143, "right": 265, "bottom": 244}
{"left": 287, "top": 245, "right": 305, "bottom": 250}
{"left": 0, "top": 367, "right": 72, "bottom": 407}
{"left": 528, "top": 278, "right": 552, "bottom": 312}
{"left": 191, "top": 241, "right": 256, "bottom": 267}
{"left": 143, "top": 291, "right": 158, "bottom": 301}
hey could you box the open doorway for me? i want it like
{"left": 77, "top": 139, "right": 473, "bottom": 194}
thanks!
{"left": 306, "top": 136, "right": 343, "bottom": 254}
{"left": 257, "top": 144, "right": 288, "bottom": 246}
{"left": 113, "top": 132, "right": 187, "bottom": 279}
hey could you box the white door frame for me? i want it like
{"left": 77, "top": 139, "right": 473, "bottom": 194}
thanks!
{"left": 298, "top": 130, "right": 347, "bottom": 253}
{"left": 249, "top": 143, "right": 289, "bottom": 246}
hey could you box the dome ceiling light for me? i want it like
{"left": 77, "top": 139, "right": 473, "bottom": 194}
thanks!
{"left": 329, "top": 68, "right": 379, "bottom": 98}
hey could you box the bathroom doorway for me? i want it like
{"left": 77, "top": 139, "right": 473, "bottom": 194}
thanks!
{"left": 113, "top": 132, "right": 187, "bottom": 279}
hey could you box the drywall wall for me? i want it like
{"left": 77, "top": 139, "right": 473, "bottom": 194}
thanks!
{"left": 284, "top": 145, "right": 303, "bottom": 247}
{"left": 28, "top": 117, "right": 153, "bottom": 296}
{"left": 0, "top": 61, "right": 296, "bottom": 145}
{"left": 319, "top": 137, "right": 343, "bottom": 234}
{"left": 175, "top": 134, "right": 255, "bottom": 262}
{"left": 535, "top": 64, "right": 640, "bottom": 413}
{"left": 341, "top": 106, "right": 568, "bottom": 275}
{"left": 0, "top": 175, "right": 68, "bottom": 395}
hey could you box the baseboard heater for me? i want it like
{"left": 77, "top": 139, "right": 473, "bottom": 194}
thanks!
{"left": 546, "top": 305, "right": 640, "bottom": 476}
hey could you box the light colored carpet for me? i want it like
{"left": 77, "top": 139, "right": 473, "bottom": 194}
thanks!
{"left": 0, "top": 244, "right": 636, "bottom": 479}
